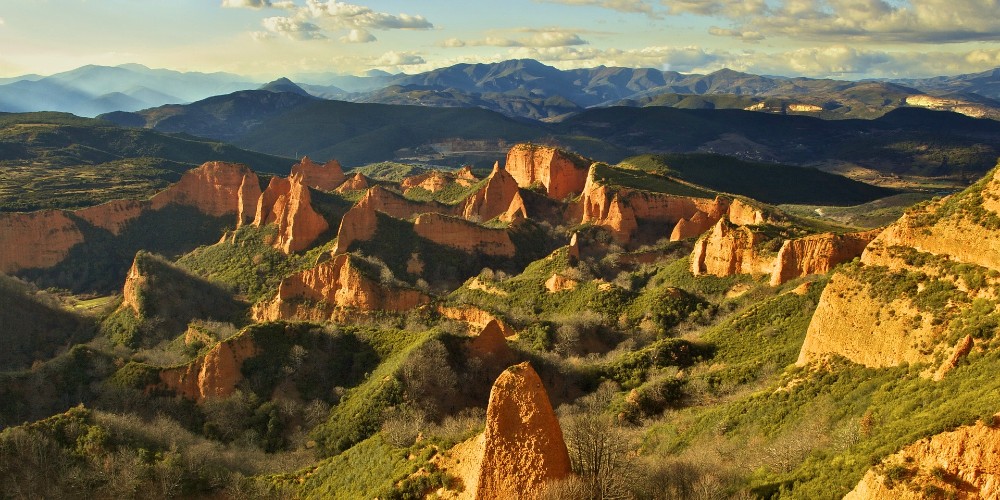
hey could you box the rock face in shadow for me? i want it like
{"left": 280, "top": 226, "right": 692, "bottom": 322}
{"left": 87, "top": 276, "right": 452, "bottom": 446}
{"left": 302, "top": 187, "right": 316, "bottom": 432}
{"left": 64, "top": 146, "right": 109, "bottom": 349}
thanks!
{"left": 252, "top": 253, "right": 430, "bottom": 321}
{"left": 845, "top": 419, "right": 1000, "bottom": 500}
{"left": 0, "top": 161, "right": 259, "bottom": 274}
{"left": 770, "top": 230, "right": 880, "bottom": 286}
{"left": 468, "top": 320, "right": 514, "bottom": 364}
{"left": 413, "top": 213, "right": 516, "bottom": 257}
{"left": 253, "top": 176, "right": 329, "bottom": 254}
{"left": 505, "top": 144, "right": 589, "bottom": 200}
{"left": 475, "top": 361, "right": 571, "bottom": 500}
{"left": 158, "top": 333, "right": 259, "bottom": 403}
{"left": 290, "top": 156, "right": 346, "bottom": 191}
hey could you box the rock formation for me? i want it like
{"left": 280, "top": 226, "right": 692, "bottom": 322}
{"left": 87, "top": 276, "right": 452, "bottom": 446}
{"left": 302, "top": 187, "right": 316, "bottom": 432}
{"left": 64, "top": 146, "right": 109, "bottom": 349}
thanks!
{"left": 670, "top": 211, "right": 715, "bottom": 241}
{"left": 0, "top": 210, "right": 84, "bottom": 273}
{"left": 545, "top": 273, "right": 579, "bottom": 293}
{"left": 437, "top": 305, "right": 516, "bottom": 337}
{"left": 335, "top": 172, "right": 370, "bottom": 192}
{"left": 253, "top": 253, "right": 429, "bottom": 321}
{"left": 158, "top": 333, "right": 259, "bottom": 402}
{"left": 413, "top": 213, "right": 516, "bottom": 257}
{"left": 358, "top": 185, "right": 443, "bottom": 220}
{"left": 457, "top": 162, "right": 527, "bottom": 222}
{"left": 455, "top": 165, "right": 478, "bottom": 186}
{"left": 845, "top": 419, "right": 1000, "bottom": 499}
{"left": 151, "top": 161, "right": 261, "bottom": 217}
{"left": 475, "top": 362, "right": 572, "bottom": 500}
{"left": 290, "top": 156, "right": 346, "bottom": 191}
{"left": 769, "top": 230, "right": 880, "bottom": 286}
{"left": 253, "top": 176, "right": 329, "bottom": 254}
{"left": 505, "top": 144, "right": 589, "bottom": 200}
{"left": 402, "top": 171, "right": 449, "bottom": 193}
{"left": 75, "top": 199, "right": 146, "bottom": 234}
{"left": 567, "top": 233, "right": 580, "bottom": 263}
{"left": 468, "top": 320, "right": 514, "bottom": 363}
{"left": 933, "top": 335, "right": 975, "bottom": 381}
{"left": 330, "top": 195, "right": 378, "bottom": 255}
{"left": 799, "top": 165, "right": 1000, "bottom": 370}
{"left": 691, "top": 218, "right": 774, "bottom": 277}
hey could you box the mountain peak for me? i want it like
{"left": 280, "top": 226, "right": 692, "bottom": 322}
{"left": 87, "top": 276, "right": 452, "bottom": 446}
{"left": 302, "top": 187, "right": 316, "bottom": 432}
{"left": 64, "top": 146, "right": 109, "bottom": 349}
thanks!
{"left": 259, "top": 77, "right": 312, "bottom": 97}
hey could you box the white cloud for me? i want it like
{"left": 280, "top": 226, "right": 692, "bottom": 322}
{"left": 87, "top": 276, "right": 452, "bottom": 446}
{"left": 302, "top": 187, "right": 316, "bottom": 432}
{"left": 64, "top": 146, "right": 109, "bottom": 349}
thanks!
{"left": 708, "top": 26, "right": 764, "bottom": 43}
{"left": 375, "top": 51, "right": 426, "bottom": 66}
{"left": 340, "top": 28, "right": 376, "bottom": 43}
{"left": 261, "top": 16, "right": 326, "bottom": 40}
{"left": 459, "top": 30, "right": 589, "bottom": 48}
{"left": 441, "top": 38, "right": 466, "bottom": 48}
{"left": 538, "top": 0, "right": 659, "bottom": 16}
{"left": 304, "top": 0, "right": 433, "bottom": 30}
{"left": 222, "top": 0, "right": 295, "bottom": 9}
{"left": 678, "top": 0, "right": 1000, "bottom": 44}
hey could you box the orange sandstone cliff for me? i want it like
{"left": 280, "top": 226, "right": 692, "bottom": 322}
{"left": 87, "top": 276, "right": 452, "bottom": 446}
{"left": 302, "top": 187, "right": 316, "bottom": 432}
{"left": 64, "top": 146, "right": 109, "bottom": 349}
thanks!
{"left": 413, "top": 213, "right": 516, "bottom": 257}
{"left": 691, "top": 218, "right": 774, "bottom": 277}
{"left": 158, "top": 333, "right": 259, "bottom": 402}
{"left": 290, "top": 156, "right": 346, "bottom": 191}
{"left": 253, "top": 176, "right": 329, "bottom": 254}
{"left": 798, "top": 165, "right": 1000, "bottom": 370}
{"left": 335, "top": 172, "right": 370, "bottom": 192}
{"left": 475, "top": 362, "right": 572, "bottom": 500}
{"left": 844, "top": 419, "right": 1000, "bottom": 500}
{"left": 252, "top": 253, "right": 429, "bottom": 321}
{"left": 437, "top": 305, "right": 516, "bottom": 337}
{"left": 505, "top": 144, "right": 589, "bottom": 200}
{"left": 0, "top": 161, "right": 259, "bottom": 274}
{"left": 770, "top": 230, "right": 880, "bottom": 286}
{"left": 457, "top": 162, "right": 527, "bottom": 222}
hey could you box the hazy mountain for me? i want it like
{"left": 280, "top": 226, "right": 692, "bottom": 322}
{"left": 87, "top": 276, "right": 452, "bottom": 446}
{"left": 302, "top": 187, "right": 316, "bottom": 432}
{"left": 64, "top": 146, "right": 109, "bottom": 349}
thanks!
{"left": 0, "top": 64, "right": 259, "bottom": 117}
{"left": 890, "top": 67, "right": 1000, "bottom": 100}
{"left": 259, "top": 77, "right": 315, "bottom": 98}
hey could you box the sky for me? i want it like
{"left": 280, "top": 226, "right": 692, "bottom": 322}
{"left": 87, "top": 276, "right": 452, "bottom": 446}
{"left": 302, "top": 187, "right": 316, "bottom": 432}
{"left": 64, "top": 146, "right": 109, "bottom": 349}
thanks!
{"left": 1, "top": 0, "right": 999, "bottom": 80}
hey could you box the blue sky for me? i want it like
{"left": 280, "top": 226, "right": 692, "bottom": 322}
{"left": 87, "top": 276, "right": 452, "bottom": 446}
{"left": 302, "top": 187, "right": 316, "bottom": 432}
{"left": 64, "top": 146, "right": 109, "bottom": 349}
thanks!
{"left": 1, "top": 0, "right": 999, "bottom": 79}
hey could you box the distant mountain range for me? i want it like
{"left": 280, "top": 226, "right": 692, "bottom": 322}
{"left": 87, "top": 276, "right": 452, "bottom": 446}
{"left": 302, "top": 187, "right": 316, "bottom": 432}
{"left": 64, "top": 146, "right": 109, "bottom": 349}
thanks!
{"left": 4, "top": 60, "right": 1000, "bottom": 121}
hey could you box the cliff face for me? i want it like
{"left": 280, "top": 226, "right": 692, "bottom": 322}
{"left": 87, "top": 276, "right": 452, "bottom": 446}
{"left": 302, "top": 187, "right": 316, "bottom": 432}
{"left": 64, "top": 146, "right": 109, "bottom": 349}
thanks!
{"left": 505, "top": 144, "right": 589, "bottom": 200}
{"left": 253, "top": 176, "right": 329, "bottom": 254}
{"left": 402, "top": 171, "right": 449, "bottom": 193}
{"left": 359, "top": 185, "right": 443, "bottom": 220}
{"left": 75, "top": 199, "right": 146, "bottom": 234}
{"left": 330, "top": 198, "right": 377, "bottom": 255}
{"left": 475, "top": 362, "right": 572, "bottom": 500}
{"left": 845, "top": 419, "right": 1000, "bottom": 500}
{"left": 457, "top": 162, "right": 526, "bottom": 222}
{"left": 413, "top": 213, "right": 516, "bottom": 257}
{"left": 151, "top": 161, "right": 261, "bottom": 217}
{"left": 770, "top": 230, "right": 880, "bottom": 286}
{"left": 691, "top": 218, "right": 773, "bottom": 277}
{"left": 290, "top": 156, "right": 346, "bottom": 191}
{"left": 121, "top": 257, "right": 146, "bottom": 315}
{"left": 437, "top": 305, "right": 516, "bottom": 337}
{"left": 252, "top": 253, "right": 429, "bottom": 321}
{"left": 335, "top": 172, "right": 370, "bottom": 192}
{"left": 799, "top": 166, "right": 1000, "bottom": 370}
{"left": 158, "top": 334, "right": 259, "bottom": 402}
{"left": 0, "top": 210, "right": 84, "bottom": 273}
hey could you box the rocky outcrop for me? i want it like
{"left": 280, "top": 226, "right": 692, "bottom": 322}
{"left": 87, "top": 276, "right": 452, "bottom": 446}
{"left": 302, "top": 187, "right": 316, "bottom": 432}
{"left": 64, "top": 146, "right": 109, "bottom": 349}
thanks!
{"left": 330, "top": 195, "right": 378, "bottom": 255}
{"left": 933, "top": 335, "right": 975, "bottom": 381}
{"left": 725, "top": 198, "right": 765, "bottom": 226}
{"left": 158, "top": 333, "right": 259, "bottom": 402}
{"left": 290, "top": 156, "right": 346, "bottom": 191}
{"left": 413, "top": 213, "right": 516, "bottom": 257}
{"left": 691, "top": 218, "right": 774, "bottom": 277}
{"left": 455, "top": 165, "right": 478, "bottom": 186}
{"left": 845, "top": 419, "right": 1000, "bottom": 499}
{"left": 799, "top": 165, "right": 1000, "bottom": 370}
{"left": 670, "top": 211, "right": 715, "bottom": 241}
{"left": 359, "top": 185, "right": 443, "bottom": 220}
{"left": 437, "top": 305, "right": 516, "bottom": 337}
{"left": 469, "top": 320, "right": 514, "bottom": 362}
{"left": 151, "top": 161, "right": 261, "bottom": 217}
{"left": 457, "top": 162, "right": 527, "bottom": 222}
{"left": 475, "top": 362, "right": 572, "bottom": 500}
{"left": 770, "top": 230, "right": 880, "bottom": 286}
{"left": 121, "top": 257, "right": 146, "bottom": 315}
{"left": 253, "top": 176, "right": 329, "bottom": 254}
{"left": 568, "top": 233, "right": 580, "bottom": 263}
{"left": 402, "top": 171, "right": 449, "bottom": 193}
{"left": 0, "top": 210, "right": 84, "bottom": 273}
{"left": 0, "top": 162, "right": 261, "bottom": 274}
{"left": 505, "top": 144, "right": 589, "bottom": 200}
{"left": 545, "top": 273, "right": 579, "bottom": 293}
{"left": 75, "top": 199, "right": 146, "bottom": 234}
{"left": 252, "top": 253, "right": 429, "bottom": 321}
{"left": 335, "top": 172, "right": 370, "bottom": 192}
